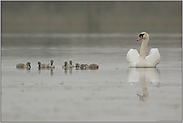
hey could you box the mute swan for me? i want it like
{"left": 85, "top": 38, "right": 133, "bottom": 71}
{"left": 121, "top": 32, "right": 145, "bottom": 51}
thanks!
{"left": 38, "top": 61, "right": 47, "bottom": 68}
{"left": 75, "top": 63, "right": 81, "bottom": 68}
{"left": 46, "top": 60, "right": 55, "bottom": 68}
{"left": 75, "top": 63, "right": 81, "bottom": 70}
{"left": 69, "top": 59, "right": 74, "bottom": 68}
{"left": 62, "top": 61, "right": 69, "bottom": 68}
{"left": 88, "top": 63, "right": 99, "bottom": 70}
{"left": 16, "top": 61, "right": 31, "bottom": 69}
{"left": 127, "top": 32, "right": 160, "bottom": 68}
{"left": 80, "top": 63, "right": 89, "bottom": 70}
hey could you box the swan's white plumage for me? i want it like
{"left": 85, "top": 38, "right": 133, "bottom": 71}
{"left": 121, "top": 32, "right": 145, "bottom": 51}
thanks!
{"left": 146, "top": 48, "right": 160, "bottom": 67}
{"left": 127, "top": 49, "right": 139, "bottom": 67}
{"left": 127, "top": 32, "right": 160, "bottom": 68}
{"left": 127, "top": 48, "right": 160, "bottom": 68}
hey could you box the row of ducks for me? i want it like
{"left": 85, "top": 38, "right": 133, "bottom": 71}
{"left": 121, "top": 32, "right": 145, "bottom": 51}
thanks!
{"left": 16, "top": 59, "right": 99, "bottom": 70}
{"left": 62, "top": 60, "right": 99, "bottom": 69}
{"left": 16, "top": 60, "right": 55, "bottom": 69}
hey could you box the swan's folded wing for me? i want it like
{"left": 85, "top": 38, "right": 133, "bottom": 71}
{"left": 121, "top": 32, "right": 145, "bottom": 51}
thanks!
{"left": 146, "top": 48, "right": 160, "bottom": 67}
{"left": 127, "top": 49, "right": 139, "bottom": 67}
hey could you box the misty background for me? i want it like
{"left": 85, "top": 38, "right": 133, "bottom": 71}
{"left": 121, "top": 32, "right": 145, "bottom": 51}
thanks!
{"left": 2, "top": 1, "right": 182, "bottom": 33}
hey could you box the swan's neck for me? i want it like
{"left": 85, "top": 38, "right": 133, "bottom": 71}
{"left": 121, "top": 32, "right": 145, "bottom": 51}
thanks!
{"left": 140, "top": 38, "right": 149, "bottom": 58}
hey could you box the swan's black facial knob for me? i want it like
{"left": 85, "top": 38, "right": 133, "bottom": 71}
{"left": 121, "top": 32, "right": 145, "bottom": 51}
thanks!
{"left": 137, "top": 34, "right": 144, "bottom": 41}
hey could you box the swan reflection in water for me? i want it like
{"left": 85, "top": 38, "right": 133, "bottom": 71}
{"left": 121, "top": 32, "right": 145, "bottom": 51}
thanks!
{"left": 38, "top": 68, "right": 54, "bottom": 75}
{"left": 127, "top": 68, "right": 160, "bottom": 102}
{"left": 50, "top": 68, "right": 54, "bottom": 75}
{"left": 64, "top": 68, "right": 72, "bottom": 75}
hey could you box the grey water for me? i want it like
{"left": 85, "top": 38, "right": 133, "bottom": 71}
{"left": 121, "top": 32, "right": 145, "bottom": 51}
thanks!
{"left": 2, "top": 33, "right": 181, "bottom": 121}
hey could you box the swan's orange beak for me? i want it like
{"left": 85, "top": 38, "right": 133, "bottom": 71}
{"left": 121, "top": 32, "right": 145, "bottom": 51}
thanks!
{"left": 137, "top": 36, "right": 143, "bottom": 41}
{"left": 137, "top": 94, "right": 143, "bottom": 98}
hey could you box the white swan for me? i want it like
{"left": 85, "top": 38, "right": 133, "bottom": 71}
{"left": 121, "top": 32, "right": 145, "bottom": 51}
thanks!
{"left": 127, "top": 32, "right": 160, "bottom": 68}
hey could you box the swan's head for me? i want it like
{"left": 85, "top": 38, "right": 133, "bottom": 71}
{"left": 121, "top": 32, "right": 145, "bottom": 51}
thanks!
{"left": 64, "top": 61, "right": 68, "bottom": 66}
{"left": 137, "top": 32, "right": 149, "bottom": 41}
{"left": 50, "top": 60, "right": 54, "bottom": 63}
{"left": 26, "top": 61, "right": 31, "bottom": 68}
{"left": 75, "top": 63, "right": 80, "bottom": 67}
{"left": 26, "top": 61, "right": 31, "bottom": 65}
{"left": 38, "top": 61, "right": 41, "bottom": 65}
{"left": 69, "top": 59, "right": 73, "bottom": 65}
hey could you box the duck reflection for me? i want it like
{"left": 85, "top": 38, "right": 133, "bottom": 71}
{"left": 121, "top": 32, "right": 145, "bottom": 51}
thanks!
{"left": 50, "top": 68, "right": 54, "bottom": 76}
{"left": 16, "top": 63, "right": 31, "bottom": 74}
{"left": 127, "top": 68, "right": 160, "bottom": 102}
{"left": 26, "top": 67, "right": 31, "bottom": 74}
{"left": 64, "top": 68, "right": 72, "bottom": 75}
{"left": 38, "top": 67, "right": 42, "bottom": 74}
{"left": 38, "top": 67, "right": 54, "bottom": 75}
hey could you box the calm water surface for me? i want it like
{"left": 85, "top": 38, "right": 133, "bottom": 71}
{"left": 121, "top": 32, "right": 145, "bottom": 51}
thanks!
{"left": 2, "top": 33, "right": 181, "bottom": 121}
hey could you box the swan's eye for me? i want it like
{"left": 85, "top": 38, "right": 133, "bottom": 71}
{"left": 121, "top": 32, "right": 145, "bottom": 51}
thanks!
{"left": 139, "top": 34, "right": 144, "bottom": 38}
